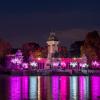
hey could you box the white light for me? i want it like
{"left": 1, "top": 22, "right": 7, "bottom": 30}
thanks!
{"left": 30, "top": 61, "right": 38, "bottom": 67}
{"left": 80, "top": 63, "right": 89, "bottom": 67}
{"left": 70, "top": 62, "right": 78, "bottom": 68}
{"left": 37, "top": 58, "right": 41, "bottom": 60}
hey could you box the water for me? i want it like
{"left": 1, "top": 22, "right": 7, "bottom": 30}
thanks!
{"left": 0, "top": 75, "right": 100, "bottom": 100}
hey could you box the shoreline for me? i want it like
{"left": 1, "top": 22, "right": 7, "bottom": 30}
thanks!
{"left": 1, "top": 69, "right": 100, "bottom": 76}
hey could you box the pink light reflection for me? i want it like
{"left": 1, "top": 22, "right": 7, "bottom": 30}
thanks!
{"left": 10, "top": 77, "right": 21, "bottom": 100}
{"left": 52, "top": 76, "right": 59, "bottom": 100}
{"left": 79, "top": 76, "right": 85, "bottom": 100}
{"left": 21, "top": 76, "right": 29, "bottom": 100}
{"left": 91, "top": 76, "right": 100, "bottom": 100}
{"left": 60, "top": 76, "right": 70, "bottom": 100}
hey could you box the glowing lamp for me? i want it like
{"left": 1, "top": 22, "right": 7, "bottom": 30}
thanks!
{"left": 61, "top": 62, "right": 66, "bottom": 67}
{"left": 92, "top": 61, "right": 99, "bottom": 66}
{"left": 37, "top": 58, "right": 41, "bottom": 60}
{"left": 79, "top": 63, "right": 89, "bottom": 67}
{"left": 70, "top": 62, "right": 78, "bottom": 68}
{"left": 11, "top": 58, "right": 22, "bottom": 65}
{"left": 30, "top": 61, "right": 38, "bottom": 67}
{"left": 53, "top": 62, "right": 60, "bottom": 66}
{"left": 22, "top": 63, "right": 28, "bottom": 69}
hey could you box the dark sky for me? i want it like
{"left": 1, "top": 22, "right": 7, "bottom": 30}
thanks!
{"left": 0, "top": 0, "right": 100, "bottom": 48}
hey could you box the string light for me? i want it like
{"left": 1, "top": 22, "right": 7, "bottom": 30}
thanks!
{"left": 70, "top": 62, "right": 78, "bottom": 68}
{"left": 30, "top": 61, "right": 38, "bottom": 67}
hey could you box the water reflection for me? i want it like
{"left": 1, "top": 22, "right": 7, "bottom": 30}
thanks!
{"left": 0, "top": 75, "right": 100, "bottom": 100}
{"left": 70, "top": 76, "right": 78, "bottom": 100}
{"left": 79, "top": 76, "right": 89, "bottom": 100}
{"left": 60, "top": 76, "right": 69, "bottom": 100}
{"left": 52, "top": 76, "right": 59, "bottom": 100}
{"left": 91, "top": 76, "right": 100, "bottom": 100}
{"left": 9, "top": 77, "right": 21, "bottom": 100}
{"left": 30, "top": 76, "right": 37, "bottom": 100}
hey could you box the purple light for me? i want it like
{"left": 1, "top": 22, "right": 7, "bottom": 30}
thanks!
{"left": 92, "top": 61, "right": 100, "bottom": 66}
{"left": 10, "top": 77, "right": 21, "bottom": 100}
{"left": 11, "top": 58, "right": 22, "bottom": 65}
{"left": 22, "top": 76, "right": 29, "bottom": 99}
{"left": 91, "top": 76, "right": 100, "bottom": 100}
{"left": 22, "top": 63, "right": 28, "bottom": 69}
{"left": 53, "top": 62, "right": 60, "bottom": 67}
{"left": 52, "top": 76, "right": 59, "bottom": 100}
{"left": 79, "top": 76, "right": 84, "bottom": 100}
{"left": 61, "top": 62, "right": 66, "bottom": 67}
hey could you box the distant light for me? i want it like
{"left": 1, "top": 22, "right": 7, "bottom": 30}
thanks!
{"left": 73, "top": 57, "right": 77, "bottom": 60}
{"left": 53, "top": 62, "right": 60, "bottom": 66}
{"left": 30, "top": 61, "right": 38, "bottom": 67}
{"left": 11, "top": 58, "right": 22, "bottom": 65}
{"left": 79, "top": 63, "right": 89, "bottom": 67}
{"left": 70, "top": 62, "right": 78, "bottom": 68}
{"left": 22, "top": 63, "right": 28, "bottom": 69}
{"left": 92, "top": 61, "right": 99, "bottom": 66}
{"left": 37, "top": 58, "right": 41, "bottom": 60}
{"left": 61, "top": 62, "right": 66, "bottom": 67}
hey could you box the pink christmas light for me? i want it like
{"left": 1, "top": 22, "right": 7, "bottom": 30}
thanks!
{"left": 22, "top": 63, "right": 28, "bottom": 69}
{"left": 11, "top": 58, "right": 22, "bottom": 65}
{"left": 92, "top": 61, "right": 100, "bottom": 66}
{"left": 61, "top": 62, "right": 66, "bottom": 67}
{"left": 53, "top": 62, "right": 59, "bottom": 66}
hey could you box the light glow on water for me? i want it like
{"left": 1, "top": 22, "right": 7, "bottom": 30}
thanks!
{"left": 30, "top": 76, "right": 37, "bottom": 99}
{"left": 79, "top": 76, "right": 89, "bottom": 100}
{"left": 60, "top": 76, "right": 67, "bottom": 100}
{"left": 1, "top": 76, "right": 100, "bottom": 100}
{"left": 70, "top": 76, "right": 78, "bottom": 100}
{"left": 21, "top": 76, "right": 28, "bottom": 99}
{"left": 91, "top": 76, "right": 100, "bottom": 100}
{"left": 52, "top": 76, "right": 59, "bottom": 100}
{"left": 38, "top": 76, "right": 41, "bottom": 100}
{"left": 10, "top": 77, "right": 21, "bottom": 100}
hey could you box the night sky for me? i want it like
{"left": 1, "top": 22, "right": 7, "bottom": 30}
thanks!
{"left": 0, "top": 0, "right": 100, "bottom": 48}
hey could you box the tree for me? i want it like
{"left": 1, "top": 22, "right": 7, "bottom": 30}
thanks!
{"left": 58, "top": 46, "right": 68, "bottom": 58}
{"left": 0, "top": 38, "right": 12, "bottom": 65}
{"left": 69, "top": 41, "right": 84, "bottom": 57}
{"left": 81, "top": 31, "right": 100, "bottom": 62}
{"left": 21, "top": 42, "right": 40, "bottom": 59}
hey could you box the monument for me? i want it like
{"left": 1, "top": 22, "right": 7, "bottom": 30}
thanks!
{"left": 45, "top": 32, "right": 60, "bottom": 69}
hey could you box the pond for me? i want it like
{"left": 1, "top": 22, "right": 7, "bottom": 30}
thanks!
{"left": 0, "top": 75, "right": 100, "bottom": 100}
